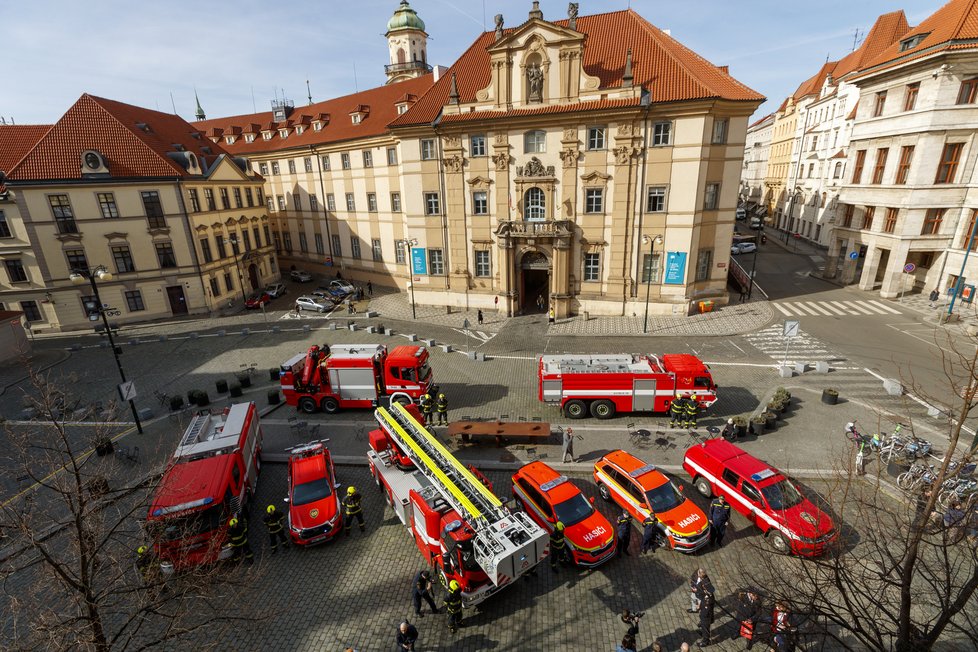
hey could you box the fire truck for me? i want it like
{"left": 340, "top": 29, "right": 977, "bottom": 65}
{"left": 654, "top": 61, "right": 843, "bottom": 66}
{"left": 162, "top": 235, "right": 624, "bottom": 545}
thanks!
{"left": 367, "top": 402, "right": 548, "bottom": 607}
{"left": 146, "top": 402, "right": 264, "bottom": 572}
{"left": 280, "top": 343, "right": 434, "bottom": 414}
{"left": 538, "top": 353, "right": 717, "bottom": 419}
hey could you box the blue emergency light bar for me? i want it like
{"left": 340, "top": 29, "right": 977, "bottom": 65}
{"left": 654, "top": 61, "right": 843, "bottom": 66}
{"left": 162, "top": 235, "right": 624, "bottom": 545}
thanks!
{"left": 629, "top": 464, "right": 657, "bottom": 478}
{"left": 750, "top": 469, "right": 776, "bottom": 482}
{"left": 540, "top": 476, "right": 569, "bottom": 492}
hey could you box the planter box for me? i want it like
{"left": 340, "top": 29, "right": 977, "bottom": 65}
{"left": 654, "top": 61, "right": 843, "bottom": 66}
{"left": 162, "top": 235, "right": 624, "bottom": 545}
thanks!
{"left": 267, "top": 390, "right": 280, "bottom": 405}
{"left": 821, "top": 389, "right": 839, "bottom": 405}
{"left": 229, "top": 384, "right": 243, "bottom": 398}
{"left": 216, "top": 379, "right": 229, "bottom": 393}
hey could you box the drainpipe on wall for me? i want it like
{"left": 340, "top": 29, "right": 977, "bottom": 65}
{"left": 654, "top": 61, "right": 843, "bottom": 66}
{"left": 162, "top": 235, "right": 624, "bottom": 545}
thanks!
{"left": 633, "top": 90, "right": 653, "bottom": 300}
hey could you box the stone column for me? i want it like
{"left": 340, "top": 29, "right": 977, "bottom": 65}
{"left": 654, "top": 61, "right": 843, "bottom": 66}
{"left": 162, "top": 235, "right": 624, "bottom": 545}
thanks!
{"left": 857, "top": 245, "right": 880, "bottom": 291}
{"left": 822, "top": 236, "right": 842, "bottom": 279}
{"left": 442, "top": 135, "right": 467, "bottom": 303}
{"left": 879, "top": 242, "right": 911, "bottom": 299}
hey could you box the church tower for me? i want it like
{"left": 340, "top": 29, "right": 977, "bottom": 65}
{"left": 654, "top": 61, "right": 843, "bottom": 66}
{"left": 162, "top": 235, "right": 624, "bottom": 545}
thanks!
{"left": 385, "top": 1, "right": 430, "bottom": 84}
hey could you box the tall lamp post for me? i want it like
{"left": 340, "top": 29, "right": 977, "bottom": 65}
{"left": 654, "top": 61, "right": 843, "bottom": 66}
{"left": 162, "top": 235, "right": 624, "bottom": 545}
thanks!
{"left": 747, "top": 238, "right": 760, "bottom": 300}
{"left": 642, "top": 234, "right": 663, "bottom": 334}
{"left": 399, "top": 238, "right": 419, "bottom": 319}
{"left": 69, "top": 266, "right": 143, "bottom": 434}
{"left": 229, "top": 234, "right": 249, "bottom": 304}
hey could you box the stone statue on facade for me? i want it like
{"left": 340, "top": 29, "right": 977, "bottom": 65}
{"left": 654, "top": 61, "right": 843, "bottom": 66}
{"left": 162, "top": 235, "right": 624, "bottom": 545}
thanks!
{"left": 494, "top": 14, "right": 504, "bottom": 40}
{"left": 527, "top": 65, "right": 543, "bottom": 102}
{"left": 517, "top": 156, "right": 554, "bottom": 178}
{"left": 568, "top": 3, "right": 579, "bottom": 30}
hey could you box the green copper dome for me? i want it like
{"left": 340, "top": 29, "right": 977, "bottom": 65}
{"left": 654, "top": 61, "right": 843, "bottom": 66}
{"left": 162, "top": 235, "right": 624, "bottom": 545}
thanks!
{"left": 387, "top": 0, "right": 426, "bottom": 33}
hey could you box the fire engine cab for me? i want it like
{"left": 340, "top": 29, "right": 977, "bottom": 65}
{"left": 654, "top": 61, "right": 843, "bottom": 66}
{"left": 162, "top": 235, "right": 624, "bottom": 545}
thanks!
{"left": 280, "top": 343, "right": 433, "bottom": 414}
{"left": 538, "top": 353, "right": 717, "bottom": 419}
{"left": 146, "top": 402, "right": 263, "bottom": 572}
{"left": 367, "top": 402, "right": 547, "bottom": 607}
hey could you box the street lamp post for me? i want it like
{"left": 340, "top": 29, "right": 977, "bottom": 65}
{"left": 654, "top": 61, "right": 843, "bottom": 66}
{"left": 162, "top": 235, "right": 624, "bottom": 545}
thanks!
{"left": 69, "top": 266, "right": 143, "bottom": 434}
{"left": 400, "top": 238, "right": 419, "bottom": 319}
{"left": 642, "top": 234, "right": 663, "bottom": 334}
{"left": 229, "top": 235, "right": 248, "bottom": 304}
{"left": 747, "top": 239, "right": 760, "bottom": 300}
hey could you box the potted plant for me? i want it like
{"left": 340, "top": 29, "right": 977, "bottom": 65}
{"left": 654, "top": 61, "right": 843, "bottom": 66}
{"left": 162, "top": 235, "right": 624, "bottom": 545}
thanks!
{"left": 195, "top": 390, "right": 210, "bottom": 407}
{"left": 169, "top": 395, "right": 184, "bottom": 412}
{"left": 821, "top": 388, "right": 839, "bottom": 405}
{"left": 751, "top": 415, "right": 767, "bottom": 436}
{"left": 767, "top": 399, "right": 784, "bottom": 414}
{"left": 732, "top": 416, "right": 749, "bottom": 439}
{"left": 763, "top": 411, "right": 778, "bottom": 430}
{"left": 236, "top": 373, "right": 253, "bottom": 389}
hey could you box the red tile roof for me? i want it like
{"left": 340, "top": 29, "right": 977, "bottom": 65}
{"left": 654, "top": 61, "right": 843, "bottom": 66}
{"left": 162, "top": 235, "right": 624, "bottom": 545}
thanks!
{"left": 393, "top": 9, "right": 763, "bottom": 127}
{"left": 856, "top": 0, "right": 978, "bottom": 77}
{"left": 792, "top": 62, "right": 838, "bottom": 100}
{"left": 0, "top": 125, "right": 51, "bottom": 175}
{"left": 195, "top": 74, "right": 435, "bottom": 154}
{"left": 833, "top": 10, "right": 910, "bottom": 78}
{"left": 7, "top": 94, "right": 230, "bottom": 182}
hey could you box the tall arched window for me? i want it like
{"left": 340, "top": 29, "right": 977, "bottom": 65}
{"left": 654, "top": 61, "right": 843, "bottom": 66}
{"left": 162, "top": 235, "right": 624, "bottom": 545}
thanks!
{"left": 524, "top": 188, "right": 545, "bottom": 220}
{"left": 524, "top": 130, "right": 546, "bottom": 153}
{"left": 397, "top": 48, "right": 405, "bottom": 64}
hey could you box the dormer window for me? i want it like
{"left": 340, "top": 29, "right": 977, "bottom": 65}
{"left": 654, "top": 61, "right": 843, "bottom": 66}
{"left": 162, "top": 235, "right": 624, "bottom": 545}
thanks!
{"left": 262, "top": 132, "right": 273, "bottom": 141}
{"left": 225, "top": 136, "right": 236, "bottom": 145}
{"left": 279, "top": 129, "right": 289, "bottom": 138}
{"left": 296, "top": 125, "right": 304, "bottom": 135}
{"left": 351, "top": 114, "right": 362, "bottom": 124}
{"left": 313, "top": 122, "right": 323, "bottom": 131}
{"left": 899, "top": 33, "right": 928, "bottom": 52}
{"left": 245, "top": 134, "right": 256, "bottom": 143}
{"left": 397, "top": 104, "right": 409, "bottom": 115}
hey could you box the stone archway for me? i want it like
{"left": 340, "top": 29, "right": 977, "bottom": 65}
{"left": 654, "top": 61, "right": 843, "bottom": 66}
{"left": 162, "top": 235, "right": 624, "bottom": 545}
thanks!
{"left": 519, "top": 250, "right": 551, "bottom": 312}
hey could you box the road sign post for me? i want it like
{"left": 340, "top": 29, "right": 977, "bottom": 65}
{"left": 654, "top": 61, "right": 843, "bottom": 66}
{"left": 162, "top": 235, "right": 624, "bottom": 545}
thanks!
{"left": 462, "top": 318, "right": 471, "bottom": 353}
{"left": 782, "top": 320, "right": 800, "bottom": 369}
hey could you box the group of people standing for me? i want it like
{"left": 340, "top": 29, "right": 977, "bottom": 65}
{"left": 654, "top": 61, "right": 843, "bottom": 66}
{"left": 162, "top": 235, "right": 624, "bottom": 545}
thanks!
{"left": 669, "top": 394, "right": 701, "bottom": 429}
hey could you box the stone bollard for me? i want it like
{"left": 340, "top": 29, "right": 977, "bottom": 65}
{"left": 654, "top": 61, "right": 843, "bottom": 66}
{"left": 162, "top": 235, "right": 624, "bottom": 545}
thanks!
{"left": 303, "top": 324, "right": 311, "bottom": 332}
{"left": 794, "top": 362, "right": 807, "bottom": 374}
{"left": 216, "top": 329, "right": 226, "bottom": 337}
{"left": 215, "top": 379, "right": 229, "bottom": 393}
{"left": 384, "top": 327, "right": 395, "bottom": 336}
{"left": 348, "top": 323, "right": 358, "bottom": 332}
{"left": 272, "top": 325, "right": 281, "bottom": 333}
{"left": 439, "top": 344, "right": 453, "bottom": 353}
{"left": 423, "top": 338, "right": 435, "bottom": 346}
{"left": 240, "top": 328, "right": 250, "bottom": 336}
{"left": 407, "top": 334, "right": 418, "bottom": 342}
{"left": 267, "top": 389, "right": 280, "bottom": 405}
{"left": 189, "top": 332, "right": 199, "bottom": 339}
{"left": 269, "top": 368, "right": 280, "bottom": 382}
{"left": 883, "top": 378, "right": 903, "bottom": 396}
{"left": 778, "top": 366, "right": 793, "bottom": 378}
{"left": 328, "top": 322, "right": 337, "bottom": 331}
{"left": 814, "top": 361, "right": 830, "bottom": 374}
{"left": 364, "top": 310, "right": 378, "bottom": 318}
{"left": 229, "top": 384, "right": 243, "bottom": 398}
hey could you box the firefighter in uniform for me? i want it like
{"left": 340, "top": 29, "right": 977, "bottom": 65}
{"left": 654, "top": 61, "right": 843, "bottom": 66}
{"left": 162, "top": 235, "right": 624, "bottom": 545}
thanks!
{"left": 227, "top": 517, "right": 254, "bottom": 563}
{"left": 136, "top": 545, "right": 154, "bottom": 584}
{"left": 685, "top": 394, "right": 700, "bottom": 429}
{"left": 669, "top": 396, "right": 685, "bottom": 428}
{"left": 444, "top": 579, "right": 463, "bottom": 632}
{"left": 641, "top": 513, "right": 660, "bottom": 554}
{"left": 616, "top": 509, "right": 632, "bottom": 556}
{"left": 435, "top": 393, "right": 449, "bottom": 425}
{"left": 549, "top": 521, "right": 568, "bottom": 572}
{"left": 343, "top": 486, "right": 365, "bottom": 535}
{"left": 419, "top": 393, "right": 433, "bottom": 424}
{"left": 264, "top": 504, "right": 288, "bottom": 553}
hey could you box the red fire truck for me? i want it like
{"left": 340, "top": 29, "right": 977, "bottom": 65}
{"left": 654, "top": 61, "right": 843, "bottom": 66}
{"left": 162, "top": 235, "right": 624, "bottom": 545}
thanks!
{"left": 146, "top": 402, "right": 264, "bottom": 572}
{"left": 368, "top": 403, "right": 548, "bottom": 607}
{"left": 280, "top": 343, "right": 434, "bottom": 414}
{"left": 538, "top": 353, "right": 717, "bottom": 419}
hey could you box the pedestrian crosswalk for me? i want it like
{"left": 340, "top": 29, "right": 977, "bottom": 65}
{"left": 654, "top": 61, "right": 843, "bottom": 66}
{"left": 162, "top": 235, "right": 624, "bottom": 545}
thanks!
{"left": 451, "top": 328, "right": 496, "bottom": 343}
{"left": 772, "top": 299, "right": 903, "bottom": 318}
{"left": 744, "top": 324, "right": 845, "bottom": 366}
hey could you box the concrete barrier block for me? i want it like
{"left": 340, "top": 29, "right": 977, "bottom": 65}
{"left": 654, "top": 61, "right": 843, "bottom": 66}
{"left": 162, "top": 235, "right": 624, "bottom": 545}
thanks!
{"left": 272, "top": 326, "right": 281, "bottom": 333}
{"left": 348, "top": 323, "right": 358, "bottom": 331}
{"left": 794, "top": 362, "right": 808, "bottom": 374}
{"left": 240, "top": 328, "right": 250, "bottom": 336}
{"left": 778, "top": 366, "right": 793, "bottom": 378}
{"left": 814, "top": 361, "right": 830, "bottom": 374}
{"left": 137, "top": 407, "right": 154, "bottom": 421}
{"left": 883, "top": 379, "right": 903, "bottom": 396}
{"left": 467, "top": 351, "right": 484, "bottom": 361}
{"left": 384, "top": 328, "right": 395, "bottom": 336}
{"left": 439, "top": 344, "right": 453, "bottom": 353}
{"left": 328, "top": 322, "right": 337, "bottom": 331}
{"left": 407, "top": 333, "right": 418, "bottom": 342}
{"left": 216, "top": 330, "right": 226, "bottom": 337}
{"left": 364, "top": 310, "right": 378, "bottom": 318}
{"left": 99, "top": 341, "right": 109, "bottom": 348}
{"left": 423, "top": 338, "right": 435, "bottom": 346}
{"left": 303, "top": 324, "right": 311, "bottom": 333}
{"left": 189, "top": 332, "right": 199, "bottom": 339}
{"left": 927, "top": 405, "right": 942, "bottom": 418}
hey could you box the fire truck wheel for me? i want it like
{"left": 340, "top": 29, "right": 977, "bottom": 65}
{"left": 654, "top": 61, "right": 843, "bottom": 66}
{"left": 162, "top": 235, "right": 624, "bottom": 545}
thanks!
{"left": 768, "top": 531, "right": 790, "bottom": 555}
{"left": 693, "top": 477, "right": 712, "bottom": 498}
{"left": 298, "top": 397, "right": 317, "bottom": 414}
{"left": 598, "top": 482, "right": 612, "bottom": 501}
{"left": 590, "top": 400, "right": 616, "bottom": 419}
{"left": 564, "top": 400, "right": 588, "bottom": 419}
{"left": 321, "top": 398, "right": 340, "bottom": 414}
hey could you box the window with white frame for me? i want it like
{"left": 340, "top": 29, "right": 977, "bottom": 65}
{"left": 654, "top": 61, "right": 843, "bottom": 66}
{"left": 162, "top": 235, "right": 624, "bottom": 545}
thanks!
{"left": 331, "top": 234, "right": 341, "bottom": 256}
{"left": 395, "top": 242, "right": 406, "bottom": 264}
{"left": 524, "top": 130, "right": 546, "bottom": 153}
{"left": 271, "top": 161, "right": 280, "bottom": 175}
{"left": 371, "top": 239, "right": 383, "bottom": 261}
{"left": 470, "top": 135, "right": 486, "bottom": 157}
{"left": 341, "top": 153, "right": 351, "bottom": 169}
{"left": 704, "top": 183, "right": 720, "bottom": 210}
{"left": 362, "top": 150, "right": 373, "bottom": 168}
{"left": 421, "top": 139, "right": 436, "bottom": 160}
{"left": 350, "top": 237, "right": 361, "bottom": 259}
{"left": 583, "top": 253, "right": 600, "bottom": 281}
{"left": 387, "top": 147, "right": 397, "bottom": 165}
{"left": 474, "top": 250, "right": 491, "bottom": 277}
{"left": 327, "top": 194, "right": 336, "bottom": 211}
{"left": 472, "top": 191, "right": 488, "bottom": 215}
{"left": 584, "top": 188, "right": 604, "bottom": 213}
{"left": 652, "top": 122, "right": 672, "bottom": 146}
{"left": 641, "top": 253, "right": 661, "bottom": 283}
{"left": 695, "top": 249, "right": 712, "bottom": 281}
{"left": 646, "top": 186, "right": 667, "bottom": 212}
{"left": 711, "top": 118, "right": 728, "bottom": 145}
{"left": 0, "top": 210, "right": 10, "bottom": 238}
{"left": 303, "top": 157, "right": 313, "bottom": 172}
{"left": 298, "top": 232, "right": 308, "bottom": 253}
{"left": 524, "top": 187, "right": 545, "bottom": 220}
{"left": 424, "top": 192, "right": 440, "bottom": 215}
{"left": 321, "top": 155, "right": 330, "bottom": 170}
{"left": 277, "top": 195, "right": 286, "bottom": 211}
{"left": 391, "top": 192, "right": 402, "bottom": 212}
{"left": 345, "top": 193, "right": 355, "bottom": 211}
{"left": 288, "top": 159, "right": 296, "bottom": 174}
{"left": 587, "top": 126, "right": 606, "bottom": 150}
{"left": 315, "top": 233, "right": 324, "bottom": 254}
{"left": 259, "top": 162, "right": 269, "bottom": 175}
{"left": 293, "top": 194, "right": 302, "bottom": 211}
{"left": 428, "top": 248, "right": 444, "bottom": 275}
{"left": 309, "top": 194, "right": 318, "bottom": 211}
{"left": 367, "top": 193, "right": 377, "bottom": 212}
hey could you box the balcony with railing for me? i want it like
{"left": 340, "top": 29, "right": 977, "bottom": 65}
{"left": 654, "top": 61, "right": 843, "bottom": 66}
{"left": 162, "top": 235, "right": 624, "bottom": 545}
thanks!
{"left": 384, "top": 61, "right": 433, "bottom": 75}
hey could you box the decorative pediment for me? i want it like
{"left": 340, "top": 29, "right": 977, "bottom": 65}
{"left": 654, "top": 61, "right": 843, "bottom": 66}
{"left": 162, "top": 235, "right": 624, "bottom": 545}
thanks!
{"left": 485, "top": 18, "right": 582, "bottom": 53}
{"left": 580, "top": 170, "right": 611, "bottom": 186}
{"left": 236, "top": 216, "right": 249, "bottom": 224}
{"left": 516, "top": 156, "right": 555, "bottom": 178}
{"left": 443, "top": 154, "right": 463, "bottom": 174}
{"left": 194, "top": 224, "right": 209, "bottom": 232}
{"left": 224, "top": 218, "right": 237, "bottom": 226}
{"left": 250, "top": 216, "right": 260, "bottom": 223}
{"left": 211, "top": 222, "right": 224, "bottom": 229}
{"left": 147, "top": 227, "right": 171, "bottom": 237}
{"left": 56, "top": 233, "right": 83, "bottom": 244}
{"left": 103, "top": 232, "right": 128, "bottom": 241}
{"left": 466, "top": 175, "right": 494, "bottom": 189}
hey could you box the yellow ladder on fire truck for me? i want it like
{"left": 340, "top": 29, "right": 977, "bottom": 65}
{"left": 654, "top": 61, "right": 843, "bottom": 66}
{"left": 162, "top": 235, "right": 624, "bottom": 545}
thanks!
{"left": 375, "top": 403, "right": 502, "bottom": 522}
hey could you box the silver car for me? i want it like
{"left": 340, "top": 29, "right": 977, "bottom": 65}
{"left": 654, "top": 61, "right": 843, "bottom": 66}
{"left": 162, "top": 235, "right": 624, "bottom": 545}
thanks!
{"left": 265, "top": 283, "right": 287, "bottom": 298}
{"left": 294, "top": 295, "right": 333, "bottom": 313}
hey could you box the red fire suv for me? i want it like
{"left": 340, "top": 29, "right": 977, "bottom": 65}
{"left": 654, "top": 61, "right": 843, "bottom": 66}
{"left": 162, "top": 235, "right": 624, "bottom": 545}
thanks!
{"left": 593, "top": 450, "right": 710, "bottom": 553}
{"left": 511, "top": 461, "right": 616, "bottom": 567}
{"left": 682, "top": 439, "right": 837, "bottom": 556}
{"left": 286, "top": 440, "right": 342, "bottom": 545}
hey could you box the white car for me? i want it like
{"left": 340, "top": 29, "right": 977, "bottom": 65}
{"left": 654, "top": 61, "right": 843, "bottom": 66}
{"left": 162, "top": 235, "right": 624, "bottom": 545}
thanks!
{"left": 731, "top": 242, "right": 758, "bottom": 255}
{"left": 328, "top": 279, "right": 356, "bottom": 295}
{"left": 265, "top": 283, "right": 287, "bottom": 298}
{"left": 290, "top": 270, "right": 314, "bottom": 282}
{"left": 294, "top": 296, "right": 333, "bottom": 313}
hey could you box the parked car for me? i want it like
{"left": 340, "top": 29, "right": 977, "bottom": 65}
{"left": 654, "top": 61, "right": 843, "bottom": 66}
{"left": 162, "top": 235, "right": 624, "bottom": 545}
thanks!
{"left": 286, "top": 440, "right": 342, "bottom": 546}
{"left": 265, "top": 283, "right": 287, "bottom": 298}
{"left": 731, "top": 242, "right": 758, "bottom": 255}
{"left": 682, "top": 439, "right": 837, "bottom": 556}
{"left": 329, "top": 279, "right": 356, "bottom": 295}
{"left": 735, "top": 208, "right": 747, "bottom": 221}
{"left": 290, "top": 270, "right": 314, "bottom": 282}
{"left": 294, "top": 295, "right": 334, "bottom": 313}
{"left": 244, "top": 291, "right": 272, "bottom": 309}
{"left": 511, "top": 461, "right": 616, "bottom": 568}
{"left": 593, "top": 450, "right": 709, "bottom": 553}
{"left": 749, "top": 217, "right": 763, "bottom": 230}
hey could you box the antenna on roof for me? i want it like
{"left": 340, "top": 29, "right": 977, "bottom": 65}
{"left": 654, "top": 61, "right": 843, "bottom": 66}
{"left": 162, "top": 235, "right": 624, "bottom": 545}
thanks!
{"left": 251, "top": 86, "right": 257, "bottom": 113}
{"left": 306, "top": 79, "right": 313, "bottom": 105}
{"left": 851, "top": 28, "right": 864, "bottom": 52}
{"left": 353, "top": 62, "right": 360, "bottom": 92}
{"left": 170, "top": 92, "right": 177, "bottom": 114}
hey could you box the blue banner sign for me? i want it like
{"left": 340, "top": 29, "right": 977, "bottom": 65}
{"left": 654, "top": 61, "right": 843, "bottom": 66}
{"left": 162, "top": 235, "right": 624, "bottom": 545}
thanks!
{"left": 411, "top": 247, "right": 427, "bottom": 275}
{"left": 664, "top": 251, "right": 687, "bottom": 285}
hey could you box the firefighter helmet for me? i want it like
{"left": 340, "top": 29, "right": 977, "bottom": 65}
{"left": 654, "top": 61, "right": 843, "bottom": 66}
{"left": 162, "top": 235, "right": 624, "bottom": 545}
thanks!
{"left": 347, "top": 486, "right": 357, "bottom": 496}
{"left": 449, "top": 579, "right": 460, "bottom": 591}
{"left": 438, "top": 393, "right": 446, "bottom": 399}
{"left": 137, "top": 545, "right": 147, "bottom": 555}
{"left": 229, "top": 518, "right": 238, "bottom": 527}
{"left": 556, "top": 521, "right": 565, "bottom": 531}
{"left": 267, "top": 505, "right": 276, "bottom": 514}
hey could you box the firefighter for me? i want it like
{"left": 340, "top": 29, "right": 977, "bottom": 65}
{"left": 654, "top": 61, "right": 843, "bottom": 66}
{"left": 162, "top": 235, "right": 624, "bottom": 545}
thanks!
{"left": 669, "top": 396, "right": 685, "bottom": 428}
{"left": 412, "top": 569, "right": 438, "bottom": 617}
{"left": 135, "top": 545, "right": 154, "bottom": 584}
{"left": 616, "top": 509, "right": 632, "bottom": 556}
{"left": 550, "top": 521, "right": 568, "bottom": 572}
{"left": 444, "top": 579, "right": 463, "bottom": 633}
{"left": 343, "top": 486, "right": 365, "bottom": 535}
{"left": 641, "top": 513, "right": 660, "bottom": 554}
{"left": 679, "top": 393, "right": 692, "bottom": 428}
{"left": 227, "top": 517, "right": 254, "bottom": 563}
{"left": 436, "top": 392, "right": 449, "bottom": 425}
{"left": 708, "top": 495, "right": 731, "bottom": 547}
{"left": 685, "top": 394, "right": 700, "bottom": 429}
{"left": 264, "top": 504, "right": 288, "bottom": 554}
{"left": 419, "top": 393, "right": 433, "bottom": 424}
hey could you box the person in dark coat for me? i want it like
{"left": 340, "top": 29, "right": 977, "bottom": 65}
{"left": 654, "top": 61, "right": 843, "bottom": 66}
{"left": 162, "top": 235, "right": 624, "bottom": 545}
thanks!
{"left": 641, "top": 513, "right": 660, "bottom": 554}
{"left": 411, "top": 570, "right": 438, "bottom": 617}
{"left": 696, "top": 588, "right": 715, "bottom": 646}
{"left": 395, "top": 621, "right": 419, "bottom": 651}
{"left": 737, "top": 588, "right": 763, "bottom": 650}
{"left": 616, "top": 509, "right": 632, "bottom": 556}
{"left": 708, "top": 496, "right": 731, "bottom": 547}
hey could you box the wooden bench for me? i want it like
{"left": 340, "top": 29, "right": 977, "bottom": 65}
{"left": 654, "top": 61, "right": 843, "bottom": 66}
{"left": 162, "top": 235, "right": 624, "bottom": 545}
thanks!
{"left": 448, "top": 421, "right": 552, "bottom": 447}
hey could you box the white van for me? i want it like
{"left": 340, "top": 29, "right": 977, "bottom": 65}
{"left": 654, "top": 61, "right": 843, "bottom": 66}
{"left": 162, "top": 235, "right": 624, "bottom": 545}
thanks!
{"left": 749, "top": 217, "right": 763, "bottom": 230}
{"left": 735, "top": 208, "right": 747, "bottom": 221}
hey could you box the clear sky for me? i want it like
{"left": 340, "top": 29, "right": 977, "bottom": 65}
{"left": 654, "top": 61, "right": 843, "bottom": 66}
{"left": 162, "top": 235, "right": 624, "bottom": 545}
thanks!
{"left": 0, "top": 0, "right": 945, "bottom": 126}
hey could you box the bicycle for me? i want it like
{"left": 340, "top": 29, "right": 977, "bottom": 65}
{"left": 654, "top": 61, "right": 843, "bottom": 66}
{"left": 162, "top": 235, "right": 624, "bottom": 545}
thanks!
{"left": 897, "top": 462, "right": 935, "bottom": 493}
{"left": 153, "top": 389, "right": 170, "bottom": 407}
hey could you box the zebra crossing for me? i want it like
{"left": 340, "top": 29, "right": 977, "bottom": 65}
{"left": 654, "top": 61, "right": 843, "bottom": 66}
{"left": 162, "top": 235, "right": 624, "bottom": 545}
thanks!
{"left": 451, "top": 328, "right": 497, "bottom": 343}
{"left": 744, "top": 324, "right": 845, "bottom": 366}
{"left": 772, "top": 299, "right": 903, "bottom": 318}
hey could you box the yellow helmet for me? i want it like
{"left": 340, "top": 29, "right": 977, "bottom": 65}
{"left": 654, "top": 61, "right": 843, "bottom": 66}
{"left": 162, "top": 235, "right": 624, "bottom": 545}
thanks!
{"left": 449, "top": 579, "right": 460, "bottom": 591}
{"left": 229, "top": 518, "right": 238, "bottom": 527}
{"left": 267, "top": 505, "right": 276, "bottom": 514}
{"left": 137, "top": 545, "right": 147, "bottom": 555}
{"left": 438, "top": 393, "right": 446, "bottom": 399}
{"left": 347, "top": 486, "right": 356, "bottom": 496}
{"left": 556, "top": 521, "right": 565, "bottom": 531}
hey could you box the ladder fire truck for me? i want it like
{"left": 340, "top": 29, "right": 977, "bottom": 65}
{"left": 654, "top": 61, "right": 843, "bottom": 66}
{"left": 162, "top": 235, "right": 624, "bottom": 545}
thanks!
{"left": 368, "top": 402, "right": 548, "bottom": 607}
{"left": 538, "top": 353, "right": 718, "bottom": 419}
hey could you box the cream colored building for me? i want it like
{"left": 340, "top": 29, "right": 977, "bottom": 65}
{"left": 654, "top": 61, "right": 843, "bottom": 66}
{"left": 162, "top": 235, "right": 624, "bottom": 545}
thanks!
{"left": 0, "top": 95, "right": 272, "bottom": 332}
{"left": 742, "top": 113, "right": 774, "bottom": 207}
{"left": 765, "top": 96, "right": 798, "bottom": 219}
{"left": 202, "top": 3, "right": 763, "bottom": 317}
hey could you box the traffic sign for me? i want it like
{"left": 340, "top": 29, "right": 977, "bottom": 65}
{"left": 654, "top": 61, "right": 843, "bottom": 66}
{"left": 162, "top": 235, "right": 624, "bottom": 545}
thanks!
{"left": 848, "top": 251, "right": 859, "bottom": 260}
{"left": 118, "top": 381, "right": 137, "bottom": 402}
{"left": 783, "top": 320, "right": 800, "bottom": 338}
{"left": 903, "top": 263, "right": 916, "bottom": 273}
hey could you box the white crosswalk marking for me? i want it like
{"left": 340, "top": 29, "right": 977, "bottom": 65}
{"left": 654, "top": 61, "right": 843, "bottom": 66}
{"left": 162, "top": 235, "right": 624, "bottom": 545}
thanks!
{"left": 745, "top": 324, "right": 840, "bottom": 364}
{"left": 451, "top": 328, "right": 495, "bottom": 343}
{"left": 772, "top": 298, "right": 904, "bottom": 317}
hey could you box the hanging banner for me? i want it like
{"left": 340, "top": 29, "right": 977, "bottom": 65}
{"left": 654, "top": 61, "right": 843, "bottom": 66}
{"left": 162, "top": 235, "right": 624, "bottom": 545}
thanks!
{"left": 664, "top": 251, "right": 687, "bottom": 285}
{"left": 411, "top": 247, "right": 427, "bottom": 275}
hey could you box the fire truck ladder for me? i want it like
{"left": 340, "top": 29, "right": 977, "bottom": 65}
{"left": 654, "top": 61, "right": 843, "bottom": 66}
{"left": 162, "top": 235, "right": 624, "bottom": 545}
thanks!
{"left": 180, "top": 413, "right": 211, "bottom": 447}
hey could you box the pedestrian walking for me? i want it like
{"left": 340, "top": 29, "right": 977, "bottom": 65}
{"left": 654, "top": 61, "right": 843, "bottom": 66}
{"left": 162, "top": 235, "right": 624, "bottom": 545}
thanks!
{"left": 548, "top": 306, "right": 555, "bottom": 323}
{"left": 412, "top": 570, "right": 438, "bottom": 617}
{"left": 494, "top": 295, "right": 499, "bottom": 311}
{"left": 616, "top": 509, "right": 632, "bottom": 556}
{"left": 263, "top": 504, "right": 288, "bottom": 554}
{"left": 477, "top": 309, "right": 484, "bottom": 325}
{"left": 708, "top": 496, "right": 731, "bottom": 547}
{"left": 435, "top": 392, "right": 449, "bottom": 425}
{"left": 688, "top": 568, "right": 709, "bottom": 612}
{"left": 549, "top": 521, "right": 569, "bottom": 571}
{"left": 616, "top": 633, "right": 637, "bottom": 652}
{"left": 561, "top": 426, "right": 575, "bottom": 463}
{"left": 346, "top": 298, "right": 355, "bottom": 315}
{"left": 342, "top": 486, "right": 365, "bottom": 535}
{"left": 737, "top": 588, "right": 763, "bottom": 650}
{"left": 641, "top": 513, "right": 660, "bottom": 554}
{"left": 536, "top": 294, "right": 545, "bottom": 311}
{"left": 366, "top": 281, "right": 373, "bottom": 297}
{"left": 929, "top": 288, "right": 940, "bottom": 308}
{"left": 227, "top": 517, "right": 254, "bottom": 563}
{"left": 696, "top": 590, "right": 715, "bottom": 647}
{"left": 395, "top": 620, "right": 419, "bottom": 651}
{"left": 444, "top": 579, "right": 463, "bottom": 632}
{"left": 336, "top": 271, "right": 343, "bottom": 280}
{"left": 669, "top": 396, "right": 685, "bottom": 428}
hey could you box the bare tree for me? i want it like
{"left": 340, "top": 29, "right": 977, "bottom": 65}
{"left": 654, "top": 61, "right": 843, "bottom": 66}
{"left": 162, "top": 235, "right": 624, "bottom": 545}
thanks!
{"left": 732, "top": 333, "right": 978, "bottom": 651}
{"left": 0, "top": 371, "right": 261, "bottom": 651}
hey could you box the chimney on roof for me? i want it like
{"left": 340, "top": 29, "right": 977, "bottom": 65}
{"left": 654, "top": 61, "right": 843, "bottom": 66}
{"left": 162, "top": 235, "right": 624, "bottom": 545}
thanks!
{"left": 529, "top": 1, "right": 542, "bottom": 20}
{"left": 448, "top": 72, "right": 460, "bottom": 105}
{"left": 718, "top": 65, "right": 729, "bottom": 75}
{"left": 194, "top": 90, "right": 206, "bottom": 121}
{"left": 622, "top": 49, "right": 634, "bottom": 88}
